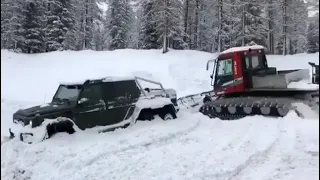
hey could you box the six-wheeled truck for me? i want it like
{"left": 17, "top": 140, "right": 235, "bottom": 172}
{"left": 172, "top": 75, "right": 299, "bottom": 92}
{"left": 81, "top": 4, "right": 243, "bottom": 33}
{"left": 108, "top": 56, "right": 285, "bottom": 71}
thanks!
{"left": 9, "top": 76, "right": 179, "bottom": 144}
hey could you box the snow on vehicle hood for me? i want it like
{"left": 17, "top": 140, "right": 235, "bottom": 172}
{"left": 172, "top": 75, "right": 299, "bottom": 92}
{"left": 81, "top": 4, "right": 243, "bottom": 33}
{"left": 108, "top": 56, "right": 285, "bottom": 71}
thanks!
{"left": 14, "top": 103, "right": 73, "bottom": 117}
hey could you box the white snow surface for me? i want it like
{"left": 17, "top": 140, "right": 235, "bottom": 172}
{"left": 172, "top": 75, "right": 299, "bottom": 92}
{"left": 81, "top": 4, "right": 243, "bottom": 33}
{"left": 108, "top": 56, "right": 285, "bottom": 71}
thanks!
{"left": 1, "top": 49, "right": 319, "bottom": 180}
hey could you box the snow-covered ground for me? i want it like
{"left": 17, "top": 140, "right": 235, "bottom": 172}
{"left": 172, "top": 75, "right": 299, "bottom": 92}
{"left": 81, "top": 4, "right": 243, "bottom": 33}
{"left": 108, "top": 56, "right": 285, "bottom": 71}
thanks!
{"left": 1, "top": 49, "right": 319, "bottom": 180}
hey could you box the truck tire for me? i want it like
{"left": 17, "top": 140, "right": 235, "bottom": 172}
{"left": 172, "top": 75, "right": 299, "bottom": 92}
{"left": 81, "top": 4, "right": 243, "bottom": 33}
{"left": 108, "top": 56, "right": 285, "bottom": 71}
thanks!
{"left": 159, "top": 105, "right": 177, "bottom": 120}
{"left": 161, "top": 113, "right": 174, "bottom": 120}
{"left": 137, "top": 109, "right": 154, "bottom": 121}
{"left": 46, "top": 119, "right": 75, "bottom": 139}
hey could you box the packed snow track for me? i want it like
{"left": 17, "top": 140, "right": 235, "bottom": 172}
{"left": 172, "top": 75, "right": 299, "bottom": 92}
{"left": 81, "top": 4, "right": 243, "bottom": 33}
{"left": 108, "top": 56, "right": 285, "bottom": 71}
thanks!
{"left": 1, "top": 108, "right": 319, "bottom": 180}
{"left": 1, "top": 49, "right": 319, "bottom": 180}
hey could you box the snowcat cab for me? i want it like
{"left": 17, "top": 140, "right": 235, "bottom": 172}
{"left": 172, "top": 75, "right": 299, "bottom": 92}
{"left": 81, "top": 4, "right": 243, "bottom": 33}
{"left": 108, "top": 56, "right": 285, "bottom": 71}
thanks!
{"left": 207, "top": 45, "right": 316, "bottom": 97}
{"left": 209, "top": 45, "right": 272, "bottom": 95}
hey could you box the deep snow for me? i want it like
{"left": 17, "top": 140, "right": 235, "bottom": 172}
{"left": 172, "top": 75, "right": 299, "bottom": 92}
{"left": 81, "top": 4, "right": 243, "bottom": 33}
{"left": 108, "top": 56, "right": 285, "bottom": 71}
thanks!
{"left": 1, "top": 49, "right": 319, "bottom": 180}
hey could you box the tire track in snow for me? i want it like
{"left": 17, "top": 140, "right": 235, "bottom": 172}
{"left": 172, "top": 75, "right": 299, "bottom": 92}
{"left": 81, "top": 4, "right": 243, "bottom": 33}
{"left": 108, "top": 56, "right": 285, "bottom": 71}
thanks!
{"left": 56, "top": 118, "right": 201, "bottom": 179}
{"left": 264, "top": 121, "right": 319, "bottom": 180}
{"left": 201, "top": 120, "right": 282, "bottom": 180}
{"left": 107, "top": 117, "right": 253, "bottom": 159}
{"left": 63, "top": 118, "right": 280, "bottom": 180}
{"left": 58, "top": 117, "right": 209, "bottom": 180}
{"left": 224, "top": 133, "right": 282, "bottom": 180}
{"left": 84, "top": 119, "right": 201, "bottom": 167}
{"left": 85, "top": 118, "right": 272, "bottom": 180}
{"left": 75, "top": 119, "right": 269, "bottom": 180}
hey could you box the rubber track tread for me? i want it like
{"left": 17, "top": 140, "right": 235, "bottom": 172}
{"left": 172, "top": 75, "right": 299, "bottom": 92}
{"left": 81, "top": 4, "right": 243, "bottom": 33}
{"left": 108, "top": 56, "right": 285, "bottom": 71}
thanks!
{"left": 199, "top": 96, "right": 300, "bottom": 120}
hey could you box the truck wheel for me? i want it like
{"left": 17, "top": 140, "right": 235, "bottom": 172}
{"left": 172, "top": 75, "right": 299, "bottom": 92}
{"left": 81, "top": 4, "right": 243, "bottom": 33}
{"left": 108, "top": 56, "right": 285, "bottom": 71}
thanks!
{"left": 137, "top": 110, "right": 154, "bottom": 121}
{"left": 161, "top": 113, "right": 174, "bottom": 120}
{"left": 159, "top": 106, "right": 177, "bottom": 120}
{"left": 45, "top": 119, "right": 75, "bottom": 139}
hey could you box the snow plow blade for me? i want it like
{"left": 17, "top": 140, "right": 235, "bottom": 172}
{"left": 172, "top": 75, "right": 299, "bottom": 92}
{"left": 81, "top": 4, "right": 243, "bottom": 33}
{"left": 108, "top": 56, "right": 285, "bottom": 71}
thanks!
{"left": 177, "top": 90, "right": 217, "bottom": 111}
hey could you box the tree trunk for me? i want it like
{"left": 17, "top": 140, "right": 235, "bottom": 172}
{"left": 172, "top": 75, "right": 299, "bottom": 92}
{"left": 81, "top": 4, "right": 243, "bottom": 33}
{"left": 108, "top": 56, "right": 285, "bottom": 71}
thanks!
{"left": 194, "top": 0, "right": 199, "bottom": 49}
{"left": 282, "top": 0, "right": 287, "bottom": 55}
{"left": 218, "top": 0, "right": 222, "bottom": 52}
{"left": 183, "top": 0, "right": 189, "bottom": 44}
{"left": 241, "top": 3, "right": 246, "bottom": 46}
{"left": 267, "top": 0, "right": 274, "bottom": 54}
{"left": 162, "top": 0, "right": 168, "bottom": 53}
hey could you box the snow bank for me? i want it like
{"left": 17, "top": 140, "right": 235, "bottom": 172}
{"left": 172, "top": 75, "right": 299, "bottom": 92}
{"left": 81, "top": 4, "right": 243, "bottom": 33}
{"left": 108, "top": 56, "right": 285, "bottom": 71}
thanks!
{"left": 1, "top": 49, "right": 214, "bottom": 103}
{"left": 2, "top": 50, "right": 318, "bottom": 104}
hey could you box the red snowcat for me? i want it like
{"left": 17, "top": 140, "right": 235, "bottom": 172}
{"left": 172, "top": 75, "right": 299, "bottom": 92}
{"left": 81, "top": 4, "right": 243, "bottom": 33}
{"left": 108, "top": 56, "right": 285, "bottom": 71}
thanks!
{"left": 178, "top": 45, "right": 319, "bottom": 119}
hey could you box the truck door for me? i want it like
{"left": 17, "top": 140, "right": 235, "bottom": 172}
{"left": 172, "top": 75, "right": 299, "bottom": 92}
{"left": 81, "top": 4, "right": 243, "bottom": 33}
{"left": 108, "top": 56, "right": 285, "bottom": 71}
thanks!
{"left": 73, "top": 83, "right": 106, "bottom": 130}
{"left": 100, "top": 80, "right": 140, "bottom": 126}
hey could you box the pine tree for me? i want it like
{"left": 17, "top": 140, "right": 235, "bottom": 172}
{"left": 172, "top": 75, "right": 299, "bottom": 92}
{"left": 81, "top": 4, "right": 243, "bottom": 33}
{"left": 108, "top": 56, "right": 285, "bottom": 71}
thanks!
{"left": 243, "top": 0, "right": 267, "bottom": 47}
{"left": 1, "top": 0, "right": 25, "bottom": 51}
{"left": 45, "top": 0, "right": 76, "bottom": 51}
{"left": 22, "top": 0, "right": 45, "bottom": 53}
{"left": 306, "top": 13, "right": 319, "bottom": 53}
{"left": 107, "top": 0, "right": 133, "bottom": 50}
{"left": 152, "top": 0, "right": 185, "bottom": 53}
{"left": 0, "top": 0, "right": 314, "bottom": 54}
{"left": 138, "top": 0, "right": 161, "bottom": 49}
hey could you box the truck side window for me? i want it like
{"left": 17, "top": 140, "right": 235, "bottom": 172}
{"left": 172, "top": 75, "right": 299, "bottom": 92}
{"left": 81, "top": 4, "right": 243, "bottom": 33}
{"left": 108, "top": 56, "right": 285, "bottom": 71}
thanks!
{"left": 80, "top": 84, "right": 101, "bottom": 105}
{"left": 114, "top": 81, "right": 140, "bottom": 102}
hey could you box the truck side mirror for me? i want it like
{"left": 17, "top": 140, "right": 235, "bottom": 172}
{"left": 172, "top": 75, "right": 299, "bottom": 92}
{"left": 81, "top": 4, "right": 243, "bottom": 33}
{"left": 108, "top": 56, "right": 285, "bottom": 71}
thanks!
{"left": 210, "top": 74, "right": 213, "bottom": 79}
{"left": 78, "top": 98, "right": 89, "bottom": 105}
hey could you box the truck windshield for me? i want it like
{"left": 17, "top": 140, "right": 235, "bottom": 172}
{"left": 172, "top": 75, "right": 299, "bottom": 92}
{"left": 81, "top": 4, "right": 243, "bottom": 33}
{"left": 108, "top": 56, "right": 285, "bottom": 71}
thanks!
{"left": 53, "top": 85, "right": 82, "bottom": 102}
{"left": 216, "top": 59, "right": 233, "bottom": 76}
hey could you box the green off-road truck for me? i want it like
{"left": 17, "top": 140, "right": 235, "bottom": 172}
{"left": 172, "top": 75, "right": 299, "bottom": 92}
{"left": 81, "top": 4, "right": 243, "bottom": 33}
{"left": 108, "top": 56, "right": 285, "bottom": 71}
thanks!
{"left": 9, "top": 76, "right": 179, "bottom": 144}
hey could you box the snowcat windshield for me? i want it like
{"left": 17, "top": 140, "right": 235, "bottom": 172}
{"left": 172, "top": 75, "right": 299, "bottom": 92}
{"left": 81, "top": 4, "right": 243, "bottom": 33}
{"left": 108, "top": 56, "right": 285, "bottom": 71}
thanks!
{"left": 216, "top": 59, "right": 233, "bottom": 76}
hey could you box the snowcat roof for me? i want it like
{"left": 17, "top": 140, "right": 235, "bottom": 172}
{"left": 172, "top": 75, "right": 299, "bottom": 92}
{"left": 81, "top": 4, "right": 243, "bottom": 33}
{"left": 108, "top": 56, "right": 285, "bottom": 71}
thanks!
{"left": 219, "top": 45, "right": 265, "bottom": 56}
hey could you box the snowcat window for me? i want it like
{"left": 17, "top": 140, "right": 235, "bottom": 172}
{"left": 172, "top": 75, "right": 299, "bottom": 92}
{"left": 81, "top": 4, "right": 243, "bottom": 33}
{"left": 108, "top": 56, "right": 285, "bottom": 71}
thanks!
{"left": 216, "top": 59, "right": 233, "bottom": 76}
{"left": 245, "top": 55, "right": 261, "bottom": 69}
{"left": 54, "top": 85, "right": 82, "bottom": 102}
{"left": 251, "top": 56, "right": 260, "bottom": 68}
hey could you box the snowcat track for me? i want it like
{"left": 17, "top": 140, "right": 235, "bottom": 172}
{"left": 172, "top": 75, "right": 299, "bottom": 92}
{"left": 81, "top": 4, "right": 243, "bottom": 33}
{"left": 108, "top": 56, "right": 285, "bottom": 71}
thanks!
{"left": 199, "top": 96, "right": 318, "bottom": 120}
